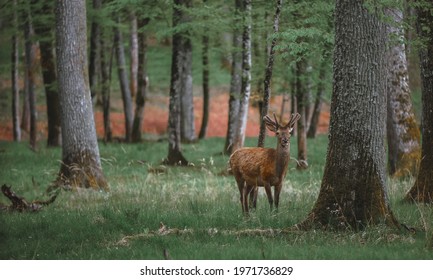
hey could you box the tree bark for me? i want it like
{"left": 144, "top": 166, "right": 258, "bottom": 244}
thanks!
{"left": 164, "top": 0, "right": 189, "bottom": 166}
{"left": 199, "top": 32, "right": 210, "bottom": 139}
{"left": 257, "top": 0, "right": 282, "bottom": 148}
{"left": 55, "top": 0, "right": 108, "bottom": 191}
{"left": 232, "top": 0, "right": 252, "bottom": 152}
{"left": 176, "top": 0, "right": 196, "bottom": 143}
{"left": 223, "top": 0, "right": 243, "bottom": 155}
{"left": 131, "top": 18, "right": 150, "bottom": 142}
{"left": 404, "top": 3, "right": 433, "bottom": 203}
{"left": 129, "top": 11, "right": 139, "bottom": 99}
{"left": 23, "top": 7, "right": 37, "bottom": 150}
{"left": 307, "top": 59, "right": 326, "bottom": 138}
{"left": 385, "top": 8, "right": 421, "bottom": 178}
{"left": 114, "top": 19, "right": 134, "bottom": 143}
{"left": 100, "top": 23, "right": 113, "bottom": 143}
{"left": 297, "top": 0, "right": 399, "bottom": 230}
{"left": 295, "top": 59, "right": 308, "bottom": 168}
{"left": 11, "top": 0, "right": 21, "bottom": 142}
{"left": 89, "top": 0, "right": 102, "bottom": 104}
{"left": 33, "top": 0, "right": 62, "bottom": 147}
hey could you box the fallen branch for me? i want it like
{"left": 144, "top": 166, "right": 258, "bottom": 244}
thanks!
{"left": 0, "top": 184, "right": 58, "bottom": 212}
{"left": 115, "top": 222, "right": 294, "bottom": 246}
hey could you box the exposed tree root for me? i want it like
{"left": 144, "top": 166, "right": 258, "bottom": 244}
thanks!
{"left": 0, "top": 184, "right": 58, "bottom": 212}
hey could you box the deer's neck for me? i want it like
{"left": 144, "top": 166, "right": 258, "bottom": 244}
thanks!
{"left": 275, "top": 147, "right": 290, "bottom": 178}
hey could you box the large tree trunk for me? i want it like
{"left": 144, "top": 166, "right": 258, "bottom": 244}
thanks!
{"left": 114, "top": 20, "right": 134, "bottom": 143}
{"left": 198, "top": 31, "right": 210, "bottom": 139}
{"left": 257, "top": 0, "right": 282, "bottom": 148}
{"left": 55, "top": 0, "right": 108, "bottom": 191}
{"left": 297, "top": 0, "right": 399, "bottom": 230}
{"left": 164, "top": 0, "right": 189, "bottom": 166}
{"left": 405, "top": 3, "right": 433, "bottom": 203}
{"left": 11, "top": 0, "right": 21, "bottom": 142}
{"left": 23, "top": 7, "right": 37, "bottom": 150}
{"left": 131, "top": 18, "right": 149, "bottom": 142}
{"left": 177, "top": 0, "right": 196, "bottom": 143}
{"left": 33, "top": 0, "right": 62, "bottom": 147}
{"left": 232, "top": 0, "right": 252, "bottom": 152}
{"left": 223, "top": 0, "right": 243, "bottom": 155}
{"left": 385, "top": 8, "right": 421, "bottom": 178}
{"left": 89, "top": 0, "right": 102, "bottom": 104}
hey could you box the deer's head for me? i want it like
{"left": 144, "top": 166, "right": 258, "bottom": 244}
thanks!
{"left": 264, "top": 113, "right": 301, "bottom": 149}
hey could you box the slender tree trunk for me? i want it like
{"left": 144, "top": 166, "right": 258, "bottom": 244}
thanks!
{"left": 33, "top": 0, "right": 61, "bottom": 147}
{"left": 199, "top": 31, "right": 210, "bottom": 139}
{"left": 89, "top": 0, "right": 102, "bottom": 104}
{"left": 297, "top": 0, "right": 399, "bottom": 230}
{"left": 129, "top": 11, "right": 139, "bottom": 99}
{"left": 385, "top": 8, "right": 421, "bottom": 178}
{"left": 178, "top": 0, "right": 195, "bottom": 143}
{"left": 11, "top": 0, "right": 21, "bottom": 142}
{"left": 404, "top": 3, "right": 433, "bottom": 203}
{"left": 224, "top": 0, "right": 243, "bottom": 155}
{"left": 257, "top": 0, "right": 282, "bottom": 148}
{"left": 232, "top": 0, "right": 252, "bottom": 152}
{"left": 296, "top": 59, "right": 308, "bottom": 168}
{"left": 23, "top": 7, "right": 37, "bottom": 150}
{"left": 114, "top": 19, "right": 133, "bottom": 143}
{"left": 307, "top": 59, "right": 326, "bottom": 138}
{"left": 55, "top": 0, "right": 108, "bottom": 191}
{"left": 290, "top": 65, "right": 297, "bottom": 136}
{"left": 100, "top": 27, "right": 113, "bottom": 143}
{"left": 131, "top": 18, "right": 149, "bottom": 142}
{"left": 164, "top": 0, "right": 189, "bottom": 166}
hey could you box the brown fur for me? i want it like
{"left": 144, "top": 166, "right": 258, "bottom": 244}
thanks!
{"left": 229, "top": 113, "right": 300, "bottom": 214}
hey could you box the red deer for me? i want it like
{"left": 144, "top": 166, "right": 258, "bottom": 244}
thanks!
{"left": 229, "top": 113, "right": 300, "bottom": 214}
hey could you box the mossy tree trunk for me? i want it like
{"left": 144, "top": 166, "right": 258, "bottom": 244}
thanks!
{"left": 55, "top": 0, "right": 108, "bottom": 191}
{"left": 297, "top": 0, "right": 399, "bottom": 230}
{"left": 385, "top": 8, "right": 421, "bottom": 178}
{"left": 405, "top": 3, "right": 433, "bottom": 203}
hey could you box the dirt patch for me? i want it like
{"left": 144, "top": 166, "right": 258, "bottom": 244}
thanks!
{"left": 0, "top": 91, "right": 329, "bottom": 141}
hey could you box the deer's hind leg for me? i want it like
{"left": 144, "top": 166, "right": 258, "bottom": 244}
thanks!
{"left": 236, "top": 179, "right": 249, "bottom": 214}
{"left": 264, "top": 183, "right": 274, "bottom": 212}
{"left": 249, "top": 185, "right": 258, "bottom": 210}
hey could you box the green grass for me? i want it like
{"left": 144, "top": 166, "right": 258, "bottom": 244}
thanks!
{"left": 0, "top": 136, "right": 432, "bottom": 260}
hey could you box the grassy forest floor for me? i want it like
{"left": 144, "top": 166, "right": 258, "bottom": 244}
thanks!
{"left": 1, "top": 134, "right": 432, "bottom": 259}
